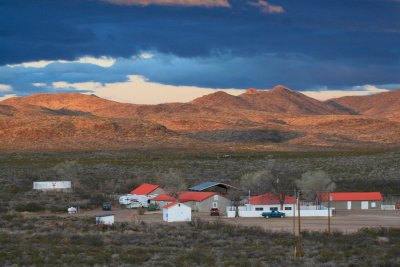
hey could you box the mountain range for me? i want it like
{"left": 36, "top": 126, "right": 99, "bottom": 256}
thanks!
{"left": 1, "top": 85, "right": 399, "bottom": 151}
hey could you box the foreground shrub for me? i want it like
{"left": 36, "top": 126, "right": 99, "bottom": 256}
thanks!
{"left": 147, "top": 203, "right": 158, "bottom": 211}
{"left": 137, "top": 207, "right": 146, "bottom": 215}
{"left": 15, "top": 202, "right": 45, "bottom": 212}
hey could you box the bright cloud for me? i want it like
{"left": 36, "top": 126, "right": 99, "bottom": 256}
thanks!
{"left": 0, "top": 84, "right": 12, "bottom": 92}
{"left": 249, "top": 0, "right": 285, "bottom": 14}
{"left": 32, "top": 83, "right": 47, "bottom": 87}
{"left": 7, "top": 56, "right": 116, "bottom": 69}
{"left": 138, "top": 53, "right": 154, "bottom": 59}
{"left": 75, "top": 56, "right": 116, "bottom": 67}
{"left": 46, "top": 75, "right": 394, "bottom": 104}
{"left": 50, "top": 75, "right": 242, "bottom": 104}
{"left": 103, "top": 0, "right": 231, "bottom": 7}
{"left": 0, "top": 94, "right": 17, "bottom": 101}
{"left": 303, "top": 85, "right": 389, "bottom": 100}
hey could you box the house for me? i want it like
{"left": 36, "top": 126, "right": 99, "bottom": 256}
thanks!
{"left": 151, "top": 190, "right": 232, "bottom": 213}
{"left": 163, "top": 202, "right": 191, "bottom": 222}
{"left": 178, "top": 192, "right": 231, "bottom": 213}
{"left": 189, "top": 182, "right": 238, "bottom": 195}
{"left": 119, "top": 183, "right": 165, "bottom": 208}
{"left": 95, "top": 214, "right": 114, "bottom": 225}
{"left": 150, "top": 193, "right": 176, "bottom": 208}
{"left": 249, "top": 192, "right": 296, "bottom": 211}
{"left": 320, "top": 192, "right": 383, "bottom": 210}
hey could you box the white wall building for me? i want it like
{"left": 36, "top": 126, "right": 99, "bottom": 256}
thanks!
{"left": 226, "top": 207, "right": 333, "bottom": 217}
{"left": 226, "top": 192, "right": 333, "bottom": 217}
{"left": 163, "top": 202, "right": 191, "bottom": 222}
{"left": 33, "top": 181, "right": 72, "bottom": 191}
{"left": 95, "top": 214, "right": 115, "bottom": 225}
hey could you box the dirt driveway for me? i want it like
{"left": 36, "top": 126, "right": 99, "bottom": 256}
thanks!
{"left": 63, "top": 208, "right": 400, "bottom": 233}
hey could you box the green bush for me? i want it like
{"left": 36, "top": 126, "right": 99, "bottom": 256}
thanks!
{"left": 147, "top": 203, "right": 159, "bottom": 211}
{"left": 15, "top": 202, "right": 45, "bottom": 212}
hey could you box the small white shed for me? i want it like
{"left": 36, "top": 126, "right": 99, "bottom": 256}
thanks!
{"left": 163, "top": 202, "right": 191, "bottom": 222}
{"left": 95, "top": 214, "right": 115, "bottom": 225}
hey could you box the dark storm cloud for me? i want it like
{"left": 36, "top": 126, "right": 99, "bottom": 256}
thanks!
{"left": 0, "top": 0, "right": 400, "bottom": 90}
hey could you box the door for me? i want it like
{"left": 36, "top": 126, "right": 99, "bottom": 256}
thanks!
{"left": 361, "top": 201, "right": 368, "bottom": 210}
{"left": 347, "top": 201, "right": 352, "bottom": 210}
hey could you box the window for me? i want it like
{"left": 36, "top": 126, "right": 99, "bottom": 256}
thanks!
{"left": 255, "top": 207, "right": 264, "bottom": 211}
{"left": 371, "top": 202, "right": 376, "bottom": 208}
{"left": 214, "top": 195, "right": 219, "bottom": 201}
{"left": 213, "top": 202, "right": 218, "bottom": 208}
{"left": 285, "top": 207, "right": 292, "bottom": 210}
{"left": 270, "top": 207, "right": 278, "bottom": 211}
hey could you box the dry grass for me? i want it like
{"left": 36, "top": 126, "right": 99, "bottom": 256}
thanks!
{"left": 0, "top": 213, "right": 399, "bottom": 266}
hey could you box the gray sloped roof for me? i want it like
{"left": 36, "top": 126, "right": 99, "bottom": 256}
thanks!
{"left": 189, "top": 182, "right": 237, "bottom": 191}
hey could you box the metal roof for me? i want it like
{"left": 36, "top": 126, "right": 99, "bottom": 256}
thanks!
{"left": 189, "top": 181, "right": 236, "bottom": 191}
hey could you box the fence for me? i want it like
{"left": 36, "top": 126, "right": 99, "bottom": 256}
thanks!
{"left": 381, "top": 205, "right": 396, "bottom": 210}
{"left": 226, "top": 207, "right": 333, "bottom": 218}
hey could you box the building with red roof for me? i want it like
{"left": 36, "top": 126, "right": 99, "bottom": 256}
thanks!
{"left": 119, "top": 183, "right": 166, "bottom": 208}
{"left": 319, "top": 192, "right": 383, "bottom": 210}
{"left": 177, "top": 191, "right": 231, "bottom": 213}
{"left": 150, "top": 192, "right": 230, "bottom": 213}
{"left": 249, "top": 192, "right": 296, "bottom": 211}
{"left": 149, "top": 193, "right": 177, "bottom": 208}
{"left": 130, "top": 183, "right": 165, "bottom": 195}
{"left": 162, "top": 202, "right": 191, "bottom": 222}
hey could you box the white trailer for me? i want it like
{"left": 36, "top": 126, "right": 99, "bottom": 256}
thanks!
{"left": 118, "top": 194, "right": 157, "bottom": 208}
{"left": 95, "top": 214, "right": 114, "bottom": 225}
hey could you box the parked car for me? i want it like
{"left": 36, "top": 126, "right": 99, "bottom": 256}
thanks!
{"left": 261, "top": 210, "right": 285, "bottom": 218}
{"left": 210, "top": 208, "right": 220, "bottom": 216}
{"left": 102, "top": 201, "right": 112, "bottom": 211}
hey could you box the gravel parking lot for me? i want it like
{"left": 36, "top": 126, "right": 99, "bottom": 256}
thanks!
{"left": 64, "top": 208, "right": 400, "bottom": 233}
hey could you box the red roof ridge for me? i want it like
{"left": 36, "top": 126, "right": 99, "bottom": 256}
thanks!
{"left": 178, "top": 191, "right": 225, "bottom": 202}
{"left": 151, "top": 193, "right": 176, "bottom": 202}
{"left": 130, "top": 183, "right": 160, "bottom": 195}
{"left": 163, "top": 202, "right": 179, "bottom": 209}
{"left": 250, "top": 192, "right": 295, "bottom": 205}
{"left": 320, "top": 191, "right": 383, "bottom": 201}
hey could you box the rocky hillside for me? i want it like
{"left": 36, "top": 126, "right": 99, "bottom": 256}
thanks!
{"left": 239, "top": 85, "right": 350, "bottom": 115}
{"left": 1, "top": 87, "right": 400, "bottom": 151}
{"left": 326, "top": 89, "right": 400, "bottom": 120}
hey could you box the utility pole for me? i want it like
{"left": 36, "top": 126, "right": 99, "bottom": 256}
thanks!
{"left": 328, "top": 192, "right": 331, "bottom": 236}
{"left": 296, "top": 190, "right": 302, "bottom": 258}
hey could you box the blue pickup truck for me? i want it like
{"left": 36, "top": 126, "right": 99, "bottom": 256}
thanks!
{"left": 261, "top": 210, "right": 285, "bottom": 218}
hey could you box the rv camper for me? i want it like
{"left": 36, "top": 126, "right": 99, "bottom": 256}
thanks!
{"left": 119, "top": 194, "right": 156, "bottom": 208}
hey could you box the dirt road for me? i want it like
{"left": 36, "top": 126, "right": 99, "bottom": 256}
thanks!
{"left": 63, "top": 208, "right": 400, "bottom": 233}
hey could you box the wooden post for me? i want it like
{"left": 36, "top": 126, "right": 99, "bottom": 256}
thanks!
{"left": 293, "top": 189, "right": 296, "bottom": 236}
{"left": 296, "top": 191, "right": 302, "bottom": 257}
{"left": 293, "top": 189, "right": 297, "bottom": 263}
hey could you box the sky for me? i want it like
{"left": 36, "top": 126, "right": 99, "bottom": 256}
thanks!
{"left": 0, "top": 0, "right": 399, "bottom": 103}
